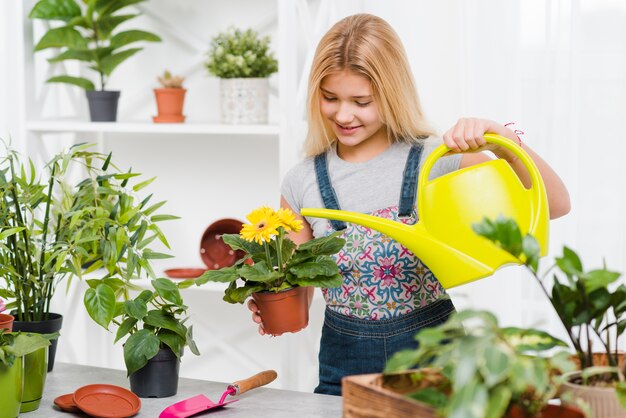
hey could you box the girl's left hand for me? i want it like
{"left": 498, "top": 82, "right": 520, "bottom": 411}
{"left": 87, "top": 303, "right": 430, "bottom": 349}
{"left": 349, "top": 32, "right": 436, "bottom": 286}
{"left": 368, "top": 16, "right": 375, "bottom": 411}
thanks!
{"left": 443, "top": 118, "right": 518, "bottom": 160}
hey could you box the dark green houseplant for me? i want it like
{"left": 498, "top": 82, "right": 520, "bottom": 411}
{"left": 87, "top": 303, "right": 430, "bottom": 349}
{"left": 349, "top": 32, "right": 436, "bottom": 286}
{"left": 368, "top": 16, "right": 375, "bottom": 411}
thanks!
{"left": 0, "top": 141, "right": 176, "bottom": 370}
{"left": 474, "top": 216, "right": 626, "bottom": 416}
{"left": 29, "top": 0, "right": 161, "bottom": 121}
{"left": 84, "top": 277, "right": 199, "bottom": 397}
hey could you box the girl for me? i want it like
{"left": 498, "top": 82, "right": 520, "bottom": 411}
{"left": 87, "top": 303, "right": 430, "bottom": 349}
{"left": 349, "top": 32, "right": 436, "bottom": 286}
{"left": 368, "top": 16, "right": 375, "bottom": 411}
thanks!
{"left": 248, "top": 13, "right": 570, "bottom": 396}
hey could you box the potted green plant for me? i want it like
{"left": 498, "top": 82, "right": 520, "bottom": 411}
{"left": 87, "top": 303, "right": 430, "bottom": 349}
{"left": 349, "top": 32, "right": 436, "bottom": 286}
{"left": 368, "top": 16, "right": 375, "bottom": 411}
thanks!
{"left": 83, "top": 277, "right": 199, "bottom": 398}
{"left": 376, "top": 309, "right": 583, "bottom": 418}
{"left": 0, "top": 330, "right": 54, "bottom": 416}
{"left": 474, "top": 216, "right": 626, "bottom": 417}
{"left": 153, "top": 70, "right": 187, "bottom": 123}
{"left": 28, "top": 0, "right": 161, "bottom": 122}
{"left": 205, "top": 27, "right": 278, "bottom": 124}
{"left": 0, "top": 141, "right": 177, "bottom": 372}
{"left": 194, "top": 206, "right": 344, "bottom": 335}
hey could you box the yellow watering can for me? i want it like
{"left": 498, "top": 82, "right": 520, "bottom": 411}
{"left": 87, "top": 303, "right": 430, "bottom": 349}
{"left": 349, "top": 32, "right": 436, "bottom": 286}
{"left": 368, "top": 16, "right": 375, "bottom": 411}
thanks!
{"left": 301, "top": 133, "right": 549, "bottom": 289}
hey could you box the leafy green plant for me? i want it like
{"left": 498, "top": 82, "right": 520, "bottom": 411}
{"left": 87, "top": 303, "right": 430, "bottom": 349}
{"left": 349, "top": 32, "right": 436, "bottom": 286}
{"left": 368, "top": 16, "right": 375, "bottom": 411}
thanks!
{"left": 84, "top": 277, "right": 199, "bottom": 375}
{"left": 29, "top": 0, "right": 161, "bottom": 91}
{"left": 474, "top": 216, "right": 626, "bottom": 405}
{"left": 194, "top": 206, "right": 344, "bottom": 303}
{"left": 385, "top": 309, "right": 575, "bottom": 418}
{"left": 0, "top": 330, "right": 56, "bottom": 368}
{"left": 0, "top": 141, "right": 177, "bottom": 322}
{"left": 205, "top": 27, "right": 278, "bottom": 78}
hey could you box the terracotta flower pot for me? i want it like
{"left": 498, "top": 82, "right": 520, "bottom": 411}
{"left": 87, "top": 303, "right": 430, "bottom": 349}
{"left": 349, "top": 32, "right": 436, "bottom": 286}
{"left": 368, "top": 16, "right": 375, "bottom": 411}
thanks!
{"left": 153, "top": 88, "right": 186, "bottom": 123}
{"left": 252, "top": 286, "right": 309, "bottom": 336}
{"left": 508, "top": 404, "right": 585, "bottom": 418}
{"left": 0, "top": 313, "right": 14, "bottom": 331}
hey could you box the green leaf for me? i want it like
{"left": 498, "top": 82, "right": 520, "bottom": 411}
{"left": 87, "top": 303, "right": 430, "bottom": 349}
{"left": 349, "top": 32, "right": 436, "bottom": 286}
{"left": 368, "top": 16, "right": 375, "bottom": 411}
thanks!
{"left": 615, "top": 381, "right": 626, "bottom": 412}
{"left": 407, "top": 387, "right": 449, "bottom": 409}
{"left": 556, "top": 246, "right": 583, "bottom": 276}
{"left": 143, "top": 310, "right": 186, "bottom": 338}
{"left": 123, "top": 299, "right": 147, "bottom": 320}
{"left": 521, "top": 234, "right": 540, "bottom": 272}
{"left": 141, "top": 249, "right": 173, "bottom": 260}
{"left": 114, "top": 317, "right": 138, "bottom": 343}
{"left": 8, "top": 333, "right": 52, "bottom": 357}
{"left": 195, "top": 266, "right": 239, "bottom": 284}
{"left": 152, "top": 278, "right": 182, "bottom": 305}
{"left": 501, "top": 327, "right": 567, "bottom": 351}
{"left": 47, "top": 75, "right": 95, "bottom": 90}
{"left": 484, "top": 386, "right": 511, "bottom": 418}
{"left": 29, "top": 0, "right": 82, "bottom": 22}
{"left": 239, "top": 262, "right": 281, "bottom": 283}
{"left": 97, "top": 48, "right": 142, "bottom": 76}
{"left": 186, "top": 325, "right": 200, "bottom": 355}
{"left": 0, "top": 227, "right": 24, "bottom": 240}
{"left": 289, "top": 257, "right": 339, "bottom": 279}
{"left": 132, "top": 176, "right": 156, "bottom": 192}
{"left": 33, "top": 26, "right": 87, "bottom": 51}
{"left": 224, "top": 283, "right": 265, "bottom": 304}
{"left": 583, "top": 268, "right": 621, "bottom": 293}
{"left": 150, "top": 214, "right": 180, "bottom": 222}
{"left": 96, "top": 0, "right": 146, "bottom": 16}
{"left": 287, "top": 273, "right": 341, "bottom": 289}
{"left": 95, "top": 14, "right": 138, "bottom": 39}
{"left": 222, "top": 233, "right": 263, "bottom": 254}
{"left": 110, "top": 30, "right": 161, "bottom": 49}
{"left": 123, "top": 329, "right": 159, "bottom": 375}
{"left": 48, "top": 48, "right": 98, "bottom": 63}
{"left": 296, "top": 233, "right": 345, "bottom": 256}
{"left": 84, "top": 283, "right": 116, "bottom": 329}
{"left": 157, "top": 329, "right": 184, "bottom": 358}
{"left": 480, "top": 346, "right": 510, "bottom": 386}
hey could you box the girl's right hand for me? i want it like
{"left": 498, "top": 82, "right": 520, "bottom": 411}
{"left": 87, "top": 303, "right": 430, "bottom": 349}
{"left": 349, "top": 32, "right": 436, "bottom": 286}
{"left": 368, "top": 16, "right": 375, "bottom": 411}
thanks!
{"left": 247, "top": 299, "right": 276, "bottom": 336}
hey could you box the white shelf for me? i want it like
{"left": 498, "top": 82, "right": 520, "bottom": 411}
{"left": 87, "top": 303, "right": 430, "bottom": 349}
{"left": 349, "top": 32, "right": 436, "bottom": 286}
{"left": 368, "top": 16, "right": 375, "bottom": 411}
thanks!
{"left": 25, "top": 120, "right": 280, "bottom": 135}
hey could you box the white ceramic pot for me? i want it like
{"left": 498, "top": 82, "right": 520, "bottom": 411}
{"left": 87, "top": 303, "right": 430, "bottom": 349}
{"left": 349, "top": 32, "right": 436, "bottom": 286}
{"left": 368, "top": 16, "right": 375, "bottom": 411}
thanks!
{"left": 560, "top": 371, "right": 626, "bottom": 418}
{"left": 219, "top": 77, "right": 269, "bottom": 124}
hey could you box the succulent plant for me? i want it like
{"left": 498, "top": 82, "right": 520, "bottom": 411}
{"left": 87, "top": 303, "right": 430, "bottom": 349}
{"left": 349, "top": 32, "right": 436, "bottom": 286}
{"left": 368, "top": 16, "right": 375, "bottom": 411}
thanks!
{"left": 157, "top": 71, "right": 185, "bottom": 89}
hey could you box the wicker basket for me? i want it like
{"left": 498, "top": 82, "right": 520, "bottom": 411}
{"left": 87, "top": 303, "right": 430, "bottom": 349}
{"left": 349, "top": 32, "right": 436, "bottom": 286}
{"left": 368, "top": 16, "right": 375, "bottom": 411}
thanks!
{"left": 342, "top": 371, "right": 437, "bottom": 418}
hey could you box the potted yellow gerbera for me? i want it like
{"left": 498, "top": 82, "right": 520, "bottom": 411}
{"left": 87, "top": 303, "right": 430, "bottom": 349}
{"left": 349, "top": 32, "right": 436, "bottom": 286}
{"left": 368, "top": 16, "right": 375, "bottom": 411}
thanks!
{"left": 194, "top": 206, "right": 345, "bottom": 335}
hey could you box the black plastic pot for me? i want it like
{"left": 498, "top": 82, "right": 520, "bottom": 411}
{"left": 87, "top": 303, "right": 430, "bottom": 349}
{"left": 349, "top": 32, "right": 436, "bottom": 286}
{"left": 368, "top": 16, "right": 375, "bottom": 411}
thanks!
{"left": 12, "top": 312, "right": 63, "bottom": 373}
{"left": 85, "top": 90, "right": 120, "bottom": 122}
{"left": 129, "top": 347, "right": 180, "bottom": 398}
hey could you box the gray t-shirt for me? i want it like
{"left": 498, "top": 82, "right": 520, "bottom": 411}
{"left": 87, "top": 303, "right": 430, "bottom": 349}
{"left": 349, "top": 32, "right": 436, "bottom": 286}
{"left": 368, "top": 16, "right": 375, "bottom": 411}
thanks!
{"left": 281, "top": 138, "right": 462, "bottom": 238}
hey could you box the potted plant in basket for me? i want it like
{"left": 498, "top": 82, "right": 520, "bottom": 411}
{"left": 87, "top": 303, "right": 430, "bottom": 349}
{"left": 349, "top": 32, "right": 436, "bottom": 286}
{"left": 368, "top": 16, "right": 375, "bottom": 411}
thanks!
{"left": 205, "top": 27, "right": 278, "bottom": 124}
{"left": 84, "top": 277, "right": 199, "bottom": 398}
{"left": 153, "top": 70, "right": 187, "bottom": 123}
{"left": 377, "top": 310, "right": 584, "bottom": 418}
{"left": 29, "top": 0, "right": 161, "bottom": 122}
{"left": 0, "top": 330, "right": 55, "bottom": 416}
{"left": 0, "top": 141, "right": 177, "bottom": 373}
{"left": 194, "top": 206, "right": 345, "bottom": 336}
{"left": 474, "top": 216, "right": 626, "bottom": 417}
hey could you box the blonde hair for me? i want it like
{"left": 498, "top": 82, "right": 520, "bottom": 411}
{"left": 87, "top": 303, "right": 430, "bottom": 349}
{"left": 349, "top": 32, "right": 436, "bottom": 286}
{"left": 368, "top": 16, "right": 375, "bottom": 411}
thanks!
{"left": 304, "top": 13, "right": 435, "bottom": 157}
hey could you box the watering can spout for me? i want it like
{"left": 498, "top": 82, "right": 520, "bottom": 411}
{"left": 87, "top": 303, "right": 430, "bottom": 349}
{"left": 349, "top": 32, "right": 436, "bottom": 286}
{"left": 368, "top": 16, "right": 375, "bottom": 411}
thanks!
{"left": 300, "top": 208, "right": 505, "bottom": 289}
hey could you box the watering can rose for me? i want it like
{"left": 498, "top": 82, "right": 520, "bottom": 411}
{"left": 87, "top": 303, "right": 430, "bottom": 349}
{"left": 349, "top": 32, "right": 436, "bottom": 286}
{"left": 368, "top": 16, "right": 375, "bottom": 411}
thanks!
{"left": 194, "top": 206, "right": 345, "bottom": 303}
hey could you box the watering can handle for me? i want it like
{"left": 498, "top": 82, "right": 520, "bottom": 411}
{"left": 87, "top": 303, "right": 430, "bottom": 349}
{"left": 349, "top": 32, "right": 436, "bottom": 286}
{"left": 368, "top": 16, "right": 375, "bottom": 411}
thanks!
{"left": 418, "top": 133, "right": 548, "bottom": 236}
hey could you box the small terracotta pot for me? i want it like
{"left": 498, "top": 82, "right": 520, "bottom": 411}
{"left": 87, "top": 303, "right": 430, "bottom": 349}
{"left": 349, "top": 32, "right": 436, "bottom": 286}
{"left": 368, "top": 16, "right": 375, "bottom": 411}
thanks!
{"left": 0, "top": 313, "right": 14, "bottom": 331}
{"left": 507, "top": 404, "right": 585, "bottom": 418}
{"left": 252, "top": 286, "right": 309, "bottom": 336}
{"left": 153, "top": 88, "right": 186, "bottom": 123}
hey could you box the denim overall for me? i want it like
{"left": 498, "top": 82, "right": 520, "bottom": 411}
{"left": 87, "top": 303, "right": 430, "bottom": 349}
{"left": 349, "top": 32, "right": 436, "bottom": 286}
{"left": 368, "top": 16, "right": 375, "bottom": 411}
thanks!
{"left": 312, "top": 143, "right": 456, "bottom": 396}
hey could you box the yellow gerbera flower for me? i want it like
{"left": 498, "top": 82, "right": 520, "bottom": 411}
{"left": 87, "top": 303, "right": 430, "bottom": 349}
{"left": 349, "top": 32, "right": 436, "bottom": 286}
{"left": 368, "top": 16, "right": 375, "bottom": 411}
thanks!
{"left": 240, "top": 206, "right": 279, "bottom": 244}
{"left": 275, "top": 208, "right": 303, "bottom": 233}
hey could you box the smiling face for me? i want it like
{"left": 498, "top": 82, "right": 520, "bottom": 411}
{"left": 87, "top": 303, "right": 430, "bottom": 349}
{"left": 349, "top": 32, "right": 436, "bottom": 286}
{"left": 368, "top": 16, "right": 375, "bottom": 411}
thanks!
{"left": 319, "top": 70, "right": 388, "bottom": 161}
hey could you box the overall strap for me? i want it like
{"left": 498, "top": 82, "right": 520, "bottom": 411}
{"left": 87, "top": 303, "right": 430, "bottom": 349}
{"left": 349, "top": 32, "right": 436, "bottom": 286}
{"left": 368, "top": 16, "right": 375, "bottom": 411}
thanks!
{"left": 398, "top": 143, "right": 424, "bottom": 217}
{"left": 314, "top": 153, "right": 347, "bottom": 231}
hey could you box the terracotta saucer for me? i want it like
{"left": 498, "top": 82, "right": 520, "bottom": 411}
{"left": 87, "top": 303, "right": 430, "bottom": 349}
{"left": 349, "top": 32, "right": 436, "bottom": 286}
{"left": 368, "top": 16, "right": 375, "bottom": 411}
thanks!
{"left": 53, "top": 393, "right": 81, "bottom": 412}
{"left": 73, "top": 384, "right": 141, "bottom": 418}
{"left": 164, "top": 268, "right": 206, "bottom": 279}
